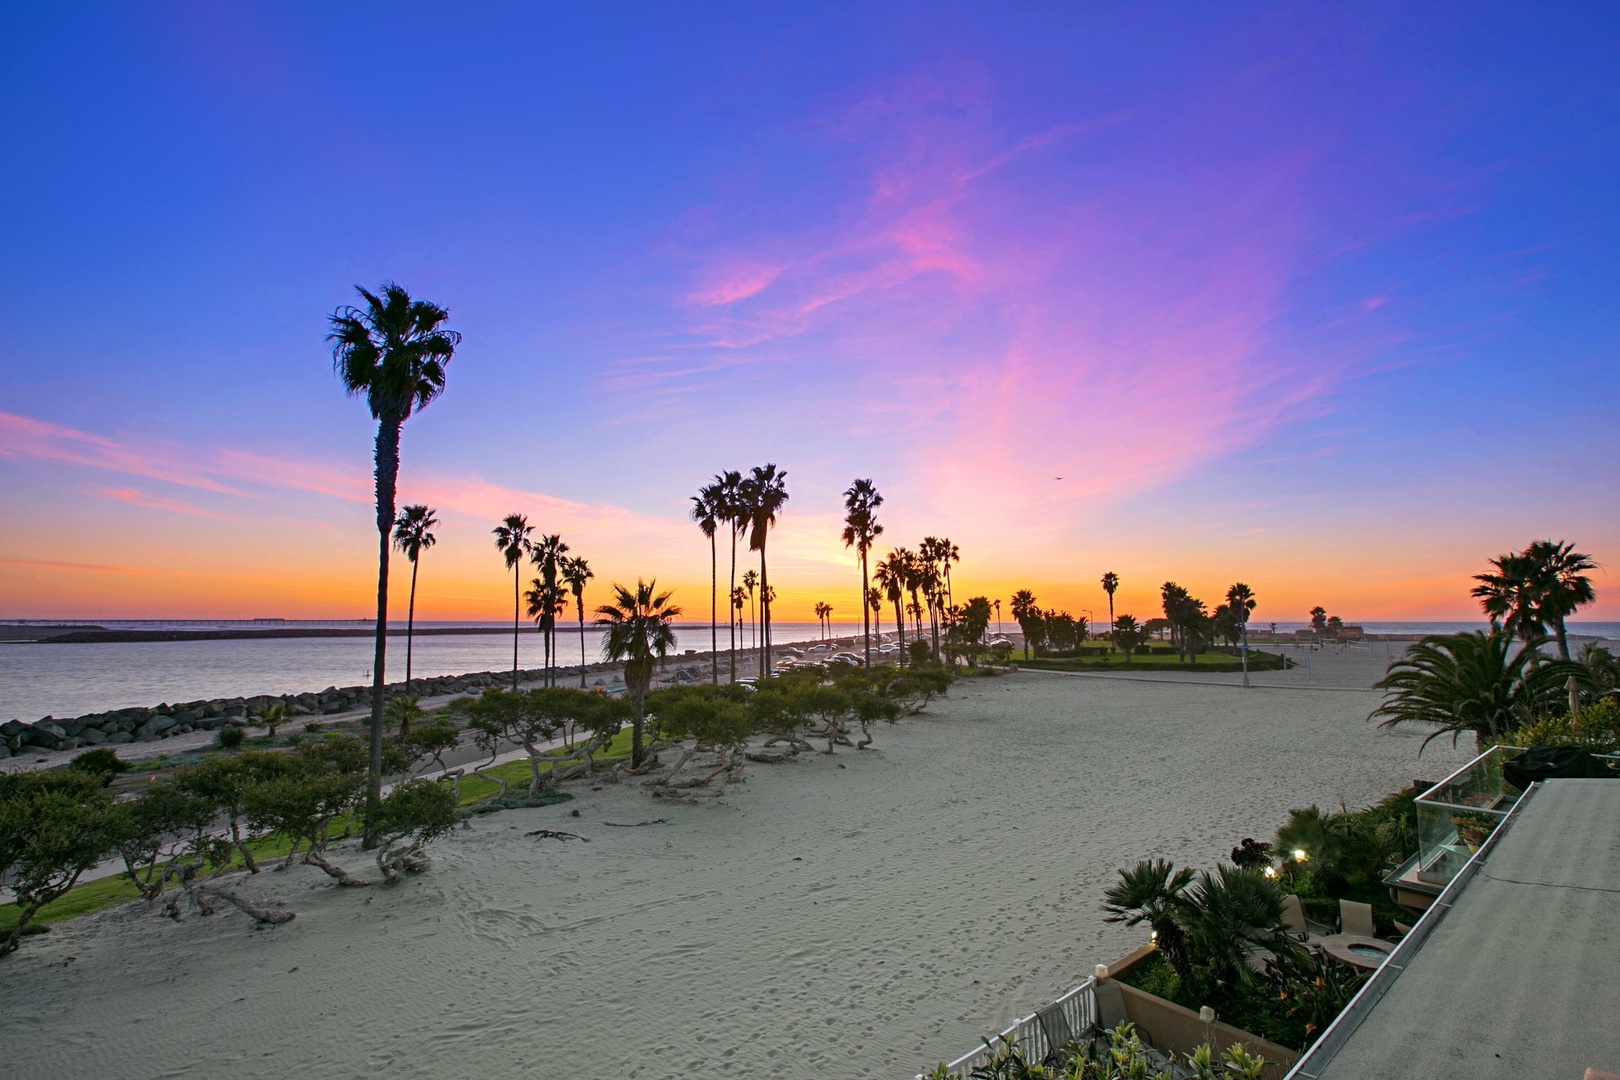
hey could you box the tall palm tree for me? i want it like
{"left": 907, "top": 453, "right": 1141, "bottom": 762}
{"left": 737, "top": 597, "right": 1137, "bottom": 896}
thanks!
{"left": 939, "top": 538, "right": 960, "bottom": 608}
{"left": 329, "top": 282, "right": 459, "bottom": 846}
{"left": 731, "top": 585, "right": 747, "bottom": 661}
{"left": 1371, "top": 630, "right": 1584, "bottom": 751}
{"left": 712, "top": 471, "right": 744, "bottom": 682}
{"left": 691, "top": 484, "right": 720, "bottom": 684}
{"left": 874, "top": 551, "right": 908, "bottom": 665}
{"left": 743, "top": 569, "right": 759, "bottom": 653}
{"left": 841, "top": 478, "right": 884, "bottom": 668}
{"left": 740, "top": 464, "right": 788, "bottom": 676}
{"left": 531, "top": 534, "right": 570, "bottom": 688}
{"left": 867, "top": 586, "right": 884, "bottom": 648}
{"left": 1226, "top": 582, "right": 1256, "bottom": 688}
{"left": 992, "top": 597, "right": 1001, "bottom": 637}
{"left": 1471, "top": 552, "right": 1545, "bottom": 651}
{"left": 493, "top": 514, "right": 533, "bottom": 692}
{"left": 1478, "top": 540, "right": 1599, "bottom": 662}
{"left": 1010, "top": 589, "right": 1039, "bottom": 659}
{"left": 597, "top": 579, "right": 682, "bottom": 769}
{"left": 1101, "top": 572, "right": 1119, "bottom": 651}
{"left": 391, "top": 504, "right": 438, "bottom": 684}
{"left": 561, "top": 556, "right": 594, "bottom": 688}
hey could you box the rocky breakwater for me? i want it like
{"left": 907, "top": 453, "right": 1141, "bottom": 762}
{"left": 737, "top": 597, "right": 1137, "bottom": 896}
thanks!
{"left": 0, "top": 668, "right": 542, "bottom": 758}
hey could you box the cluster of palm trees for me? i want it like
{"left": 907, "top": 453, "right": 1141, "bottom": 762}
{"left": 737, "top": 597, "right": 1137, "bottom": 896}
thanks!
{"left": 492, "top": 514, "right": 595, "bottom": 692}
{"left": 873, "top": 536, "right": 961, "bottom": 663}
{"left": 689, "top": 465, "right": 790, "bottom": 681}
{"left": 1373, "top": 539, "right": 1602, "bottom": 748}
{"left": 813, "top": 601, "right": 836, "bottom": 639}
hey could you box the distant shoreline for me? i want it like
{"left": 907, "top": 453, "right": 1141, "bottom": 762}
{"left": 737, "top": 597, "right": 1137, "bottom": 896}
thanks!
{"left": 20, "top": 627, "right": 516, "bottom": 644}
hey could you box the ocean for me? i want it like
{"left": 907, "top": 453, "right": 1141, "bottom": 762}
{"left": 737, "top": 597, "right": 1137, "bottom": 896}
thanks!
{"left": 1, "top": 619, "right": 1615, "bottom": 723}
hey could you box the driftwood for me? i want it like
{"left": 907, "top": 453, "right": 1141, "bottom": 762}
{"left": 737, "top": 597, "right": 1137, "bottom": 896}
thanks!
{"left": 603, "top": 819, "right": 669, "bottom": 827}
{"left": 201, "top": 886, "right": 295, "bottom": 924}
{"left": 526, "top": 829, "right": 589, "bottom": 842}
{"left": 745, "top": 750, "right": 795, "bottom": 764}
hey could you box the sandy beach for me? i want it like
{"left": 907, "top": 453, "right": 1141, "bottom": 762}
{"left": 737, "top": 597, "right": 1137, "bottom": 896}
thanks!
{"left": 0, "top": 652, "right": 1475, "bottom": 1079}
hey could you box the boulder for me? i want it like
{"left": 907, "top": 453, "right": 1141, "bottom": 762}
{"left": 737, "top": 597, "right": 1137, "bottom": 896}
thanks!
{"left": 105, "top": 732, "right": 134, "bottom": 745}
{"left": 78, "top": 727, "right": 110, "bottom": 746}
{"left": 0, "top": 719, "right": 29, "bottom": 739}
{"left": 195, "top": 716, "right": 227, "bottom": 731}
{"left": 24, "top": 722, "right": 67, "bottom": 749}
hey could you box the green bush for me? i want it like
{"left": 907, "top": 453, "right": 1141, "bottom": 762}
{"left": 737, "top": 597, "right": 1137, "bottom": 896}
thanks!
{"left": 215, "top": 725, "right": 245, "bottom": 750}
{"left": 68, "top": 749, "right": 129, "bottom": 787}
{"left": 1504, "top": 698, "right": 1620, "bottom": 753}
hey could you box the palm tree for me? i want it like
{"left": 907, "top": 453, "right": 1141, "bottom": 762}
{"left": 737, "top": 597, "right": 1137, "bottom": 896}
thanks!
{"left": 1371, "top": 630, "right": 1585, "bottom": 751}
{"left": 874, "top": 552, "right": 908, "bottom": 665}
{"left": 740, "top": 464, "right": 788, "bottom": 676}
{"left": 1101, "top": 572, "right": 1119, "bottom": 651}
{"left": 1113, "top": 614, "right": 1147, "bottom": 665}
{"left": 731, "top": 586, "right": 747, "bottom": 661}
{"left": 1010, "top": 589, "right": 1039, "bottom": 659}
{"left": 691, "top": 483, "right": 721, "bottom": 684}
{"left": 1309, "top": 605, "right": 1328, "bottom": 643}
{"left": 561, "top": 556, "right": 594, "bottom": 688}
{"left": 493, "top": 514, "right": 534, "bottom": 692}
{"left": 742, "top": 569, "right": 759, "bottom": 653}
{"left": 1477, "top": 541, "right": 1598, "bottom": 661}
{"left": 530, "top": 535, "right": 570, "bottom": 687}
{"left": 814, "top": 601, "right": 830, "bottom": 639}
{"left": 993, "top": 598, "right": 1001, "bottom": 637}
{"left": 867, "top": 586, "right": 884, "bottom": 649}
{"left": 712, "top": 471, "right": 744, "bottom": 682}
{"left": 841, "top": 478, "right": 884, "bottom": 668}
{"left": 391, "top": 504, "right": 438, "bottom": 684}
{"left": 1227, "top": 582, "right": 1256, "bottom": 688}
{"left": 329, "top": 282, "right": 459, "bottom": 846}
{"left": 939, "top": 538, "right": 960, "bottom": 608}
{"left": 597, "top": 579, "right": 682, "bottom": 769}
{"left": 1102, "top": 858, "right": 1195, "bottom": 980}
{"left": 1178, "top": 866, "right": 1290, "bottom": 992}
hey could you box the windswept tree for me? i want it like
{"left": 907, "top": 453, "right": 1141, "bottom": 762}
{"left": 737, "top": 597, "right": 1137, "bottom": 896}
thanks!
{"left": 740, "top": 464, "right": 788, "bottom": 675}
{"left": 561, "top": 555, "right": 594, "bottom": 688}
{"left": 841, "top": 478, "right": 884, "bottom": 667}
{"left": 1101, "top": 571, "right": 1119, "bottom": 651}
{"left": 493, "top": 514, "right": 534, "bottom": 692}
{"left": 392, "top": 504, "right": 438, "bottom": 684}
{"left": 329, "top": 282, "right": 459, "bottom": 846}
{"left": 691, "top": 482, "right": 721, "bottom": 684}
{"left": 1227, "top": 582, "right": 1257, "bottom": 688}
{"left": 597, "top": 579, "right": 682, "bottom": 769}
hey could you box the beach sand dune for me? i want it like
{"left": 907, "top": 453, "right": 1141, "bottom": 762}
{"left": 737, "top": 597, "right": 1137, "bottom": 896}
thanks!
{"left": 0, "top": 658, "right": 1473, "bottom": 1078}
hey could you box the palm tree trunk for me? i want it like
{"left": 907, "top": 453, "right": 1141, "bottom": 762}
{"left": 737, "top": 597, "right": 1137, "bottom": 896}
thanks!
{"left": 893, "top": 596, "right": 906, "bottom": 666}
{"left": 760, "top": 547, "right": 771, "bottom": 676}
{"left": 511, "top": 565, "right": 520, "bottom": 693}
{"left": 728, "top": 530, "right": 737, "bottom": 682}
{"left": 406, "top": 557, "right": 419, "bottom": 684}
{"left": 860, "top": 548, "right": 871, "bottom": 668}
{"left": 710, "top": 535, "right": 718, "bottom": 684}
{"left": 364, "top": 417, "right": 402, "bottom": 850}
{"left": 577, "top": 602, "right": 587, "bottom": 688}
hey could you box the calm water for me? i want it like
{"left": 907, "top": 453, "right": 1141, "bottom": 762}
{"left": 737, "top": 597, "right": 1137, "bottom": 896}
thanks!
{"left": 0, "top": 621, "right": 841, "bottom": 721}
{"left": 2, "top": 620, "right": 1615, "bottom": 722}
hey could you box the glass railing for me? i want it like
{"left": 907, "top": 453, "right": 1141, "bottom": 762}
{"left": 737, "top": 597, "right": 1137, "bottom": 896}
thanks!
{"left": 1412, "top": 745, "right": 1525, "bottom": 886}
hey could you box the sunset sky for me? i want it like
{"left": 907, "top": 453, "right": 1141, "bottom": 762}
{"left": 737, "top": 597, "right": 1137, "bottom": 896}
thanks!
{"left": 2, "top": 3, "right": 1616, "bottom": 626}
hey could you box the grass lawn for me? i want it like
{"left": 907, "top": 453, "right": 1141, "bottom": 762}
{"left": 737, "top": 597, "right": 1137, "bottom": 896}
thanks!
{"left": 1010, "top": 649, "right": 1287, "bottom": 673}
{"left": 1, "top": 725, "right": 640, "bottom": 934}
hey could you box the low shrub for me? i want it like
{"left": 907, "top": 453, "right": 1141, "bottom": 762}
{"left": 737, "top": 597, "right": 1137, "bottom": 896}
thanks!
{"left": 68, "top": 749, "right": 129, "bottom": 787}
{"left": 215, "top": 726, "right": 245, "bottom": 750}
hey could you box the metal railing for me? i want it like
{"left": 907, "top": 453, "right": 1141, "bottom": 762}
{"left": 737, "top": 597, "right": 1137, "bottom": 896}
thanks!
{"left": 918, "top": 977, "right": 1099, "bottom": 1079}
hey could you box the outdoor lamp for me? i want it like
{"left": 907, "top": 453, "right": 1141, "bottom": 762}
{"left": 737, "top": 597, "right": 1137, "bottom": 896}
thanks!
{"left": 1293, "top": 848, "right": 1308, "bottom": 863}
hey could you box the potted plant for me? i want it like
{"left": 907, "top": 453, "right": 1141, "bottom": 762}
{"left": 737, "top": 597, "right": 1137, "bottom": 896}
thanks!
{"left": 1451, "top": 810, "right": 1497, "bottom": 852}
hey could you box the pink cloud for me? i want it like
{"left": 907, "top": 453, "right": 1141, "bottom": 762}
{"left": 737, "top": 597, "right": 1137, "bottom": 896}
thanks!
{"left": 0, "top": 412, "right": 249, "bottom": 496}
{"left": 687, "top": 261, "right": 785, "bottom": 306}
{"left": 0, "top": 558, "right": 155, "bottom": 577}
{"left": 93, "top": 487, "right": 233, "bottom": 520}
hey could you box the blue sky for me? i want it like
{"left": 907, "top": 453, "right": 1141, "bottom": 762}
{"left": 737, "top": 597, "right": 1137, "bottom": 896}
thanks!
{"left": 2, "top": 2, "right": 1616, "bottom": 621}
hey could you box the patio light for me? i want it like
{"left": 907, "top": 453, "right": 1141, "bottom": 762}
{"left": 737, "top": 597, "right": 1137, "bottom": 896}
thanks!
{"left": 1263, "top": 865, "right": 1278, "bottom": 878}
{"left": 1293, "top": 848, "right": 1308, "bottom": 863}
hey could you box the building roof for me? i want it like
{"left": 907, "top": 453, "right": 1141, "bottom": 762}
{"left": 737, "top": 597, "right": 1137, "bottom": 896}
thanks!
{"left": 1294, "top": 778, "right": 1620, "bottom": 1079}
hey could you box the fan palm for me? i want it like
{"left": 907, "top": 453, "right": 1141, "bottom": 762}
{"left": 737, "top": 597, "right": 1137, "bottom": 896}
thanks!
{"left": 329, "top": 282, "right": 459, "bottom": 845}
{"left": 1309, "top": 605, "right": 1327, "bottom": 643}
{"left": 1226, "top": 582, "right": 1256, "bottom": 688}
{"left": 743, "top": 569, "right": 759, "bottom": 653}
{"left": 1010, "top": 589, "right": 1038, "bottom": 659}
{"left": 841, "top": 478, "right": 885, "bottom": 668}
{"left": 1101, "top": 572, "right": 1119, "bottom": 651}
{"left": 691, "top": 483, "right": 721, "bottom": 684}
{"left": 392, "top": 504, "right": 438, "bottom": 684}
{"left": 712, "top": 471, "right": 744, "bottom": 682}
{"left": 1102, "top": 858, "right": 1195, "bottom": 980}
{"left": 867, "top": 586, "right": 884, "bottom": 647}
{"left": 874, "top": 551, "right": 908, "bottom": 665}
{"left": 561, "top": 556, "right": 594, "bottom": 688}
{"left": 493, "top": 514, "right": 534, "bottom": 692}
{"left": 597, "top": 579, "right": 682, "bottom": 769}
{"left": 740, "top": 464, "right": 788, "bottom": 675}
{"left": 1519, "top": 540, "right": 1597, "bottom": 661}
{"left": 1371, "top": 630, "right": 1586, "bottom": 751}
{"left": 530, "top": 534, "right": 570, "bottom": 687}
{"left": 1178, "top": 865, "right": 1290, "bottom": 992}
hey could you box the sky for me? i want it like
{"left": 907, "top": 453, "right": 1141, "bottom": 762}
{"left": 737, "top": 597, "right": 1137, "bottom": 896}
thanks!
{"left": 2, "top": 2, "right": 1617, "bottom": 627}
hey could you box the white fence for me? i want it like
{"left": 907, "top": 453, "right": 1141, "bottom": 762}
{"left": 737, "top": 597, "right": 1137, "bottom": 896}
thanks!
{"left": 918, "top": 977, "right": 1099, "bottom": 1079}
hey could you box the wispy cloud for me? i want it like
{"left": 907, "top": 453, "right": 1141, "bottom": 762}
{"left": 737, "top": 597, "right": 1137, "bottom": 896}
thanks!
{"left": 0, "top": 558, "right": 156, "bottom": 576}
{"left": 92, "top": 487, "right": 233, "bottom": 520}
